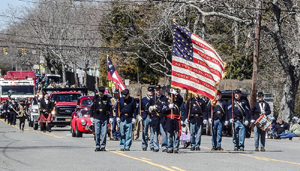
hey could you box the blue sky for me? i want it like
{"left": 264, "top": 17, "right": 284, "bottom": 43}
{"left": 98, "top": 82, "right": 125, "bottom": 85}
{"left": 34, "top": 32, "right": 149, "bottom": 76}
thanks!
{"left": 0, "top": 0, "right": 30, "bottom": 30}
{"left": 0, "top": 0, "right": 28, "bottom": 12}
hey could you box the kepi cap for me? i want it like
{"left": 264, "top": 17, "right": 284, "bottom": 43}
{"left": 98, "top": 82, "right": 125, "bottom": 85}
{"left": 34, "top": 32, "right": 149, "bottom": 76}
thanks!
{"left": 147, "top": 87, "right": 154, "bottom": 91}
{"left": 155, "top": 85, "right": 161, "bottom": 89}
{"left": 122, "top": 89, "right": 129, "bottom": 96}
{"left": 257, "top": 92, "right": 264, "bottom": 96}
{"left": 234, "top": 89, "right": 241, "bottom": 94}
{"left": 98, "top": 87, "right": 105, "bottom": 94}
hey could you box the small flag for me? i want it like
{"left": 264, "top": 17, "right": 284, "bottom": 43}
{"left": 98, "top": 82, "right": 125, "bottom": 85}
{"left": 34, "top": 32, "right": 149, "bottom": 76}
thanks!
{"left": 107, "top": 56, "right": 126, "bottom": 91}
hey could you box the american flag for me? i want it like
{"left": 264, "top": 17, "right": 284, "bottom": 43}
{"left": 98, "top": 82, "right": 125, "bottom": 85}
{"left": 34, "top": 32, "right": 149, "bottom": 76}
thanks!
{"left": 107, "top": 56, "right": 126, "bottom": 91}
{"left": 172, "top": 22, "right": 226, "bottom": 104}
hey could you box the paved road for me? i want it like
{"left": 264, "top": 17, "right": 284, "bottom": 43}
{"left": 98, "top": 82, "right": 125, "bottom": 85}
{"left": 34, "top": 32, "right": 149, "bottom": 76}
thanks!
{"left": 1, "top": 119, "right": 300, "bottom": 171}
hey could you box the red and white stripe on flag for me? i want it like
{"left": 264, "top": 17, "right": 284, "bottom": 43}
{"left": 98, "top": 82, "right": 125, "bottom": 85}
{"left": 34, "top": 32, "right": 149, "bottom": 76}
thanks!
{"left": 171, "top": 22, "right": 226, "bottom": 105}
{"left": 107, "top": 56, "right": 126, "bottom": 91}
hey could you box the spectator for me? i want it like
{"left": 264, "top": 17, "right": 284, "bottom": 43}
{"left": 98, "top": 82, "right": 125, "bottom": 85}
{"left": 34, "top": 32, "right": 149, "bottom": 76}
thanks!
{"left": 104, "top": 87, "right": 109, "bottom": 94}
{"left": 280, "top": 117, "right": 300, "bottom": 140}
{"left": 274, "top": 117, "right": 290, "bottom": 139}
{"left": 268, "top": 117, "right": 276, "bottom": 139}
{"left": 65, "top": 80, "right": 70, "bottom": 88}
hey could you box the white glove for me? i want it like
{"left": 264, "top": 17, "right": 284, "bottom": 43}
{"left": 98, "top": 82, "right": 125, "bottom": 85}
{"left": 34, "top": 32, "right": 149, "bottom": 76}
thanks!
{"left": 251, "top": 119, "right": 255, "bottom": 124}
{"left": 181, "top": 120, "right": 184, "bottom": 125}
{"left": 149, "top": 106, "right": 154, "bottom": 112}
{"left": 90, "top": 117, "right": 94, "bottom": 123}
{"left": 109, "top": 118, "right": 113, "bottom": 124}
{"left": 245, "top": 120, "right": 249, "bottom": 126}
{"left": 117, "top": 117, "right": 121, "bottom": 123}
{"left": 137, "top": 115, "right": 143, "bottom": 122}
{"left": 170, "top": 89, "right": 177, "bottom": 95}
{"left": 184, "top": 119, "right": 189, "bottom": 124}
{"left": 261, "top": 110, "right": 266, "bottom": 114}
{"left": 224, "top": 121, "right": 229, "bottom": 126}
{"left": 209, "top": 118, "right": 212, "bottom": 124}
{"left": 168, "top": 104, "right": 174, "bottom": 109}
{"left": 132, "top": 118, "right": 136, "bottom": 124}
{"left": 203, "top": 119, "right": 208, "bottom": 124}
{"left": 149, "top": 105, "right": 157, "bottom": 112}
{"left": 230, "top": 119, "right": 234, "bottom": 123}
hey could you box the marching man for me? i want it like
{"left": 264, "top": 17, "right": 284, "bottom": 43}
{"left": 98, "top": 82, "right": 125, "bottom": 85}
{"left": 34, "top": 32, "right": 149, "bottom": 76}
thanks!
{"left": 115, "top": 89, "right": 137, "bottom": 151}
{"left": 207, "top": 91, "right": 227, "bottom": 151}
{"left": 250, "top": 92, "right": 271, "bottom": 152}
{"left": 140, "top": 87, "right": 154, "bottom": 151}
{"left": 185, "top": 94, "right": 207, "bottom": 151}
{"left": 163, "top": 89, "right": 183, "bottom": 153}
{"left": 91, "top": 87, "right": 112, "bottom": 152}
{"left": 227, "top": 89, "right": 249, "bottom": 151}
{"left": 150, "top": 85, "right": 168, "bottom": 152}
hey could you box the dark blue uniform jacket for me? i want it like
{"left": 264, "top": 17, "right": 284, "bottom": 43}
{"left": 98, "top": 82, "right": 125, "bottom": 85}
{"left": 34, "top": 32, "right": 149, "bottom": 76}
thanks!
{"left": 227, "top": 99, "right": 249, "bottom": 122}
{"left": 185, "top": 97, "right": 207, "bottom": 124}
{"left": 250, "top": 101, "right": 271, "bottom": 120}
{"left": 90, "top": 95, "right": 112, "bottom": 120}
{"left": 207, "top": 100, "right": 227, "bottom": 121}
{"left": 115, "top": 96, "right": 137, "bottom": 123}
{"left": 149, "top": 95, "right": 168, "bottom": 130}
{"left": 162, "top": 94, "right": 183, "bottom": 133}
{"left": 139, "top": 96, "right": 152, "bottom": 120}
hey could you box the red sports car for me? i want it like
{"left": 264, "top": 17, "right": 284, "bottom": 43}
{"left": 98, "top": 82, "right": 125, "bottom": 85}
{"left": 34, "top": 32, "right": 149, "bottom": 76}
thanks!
{"left": 70, "top": 96, "right": 93, "bottom": 137}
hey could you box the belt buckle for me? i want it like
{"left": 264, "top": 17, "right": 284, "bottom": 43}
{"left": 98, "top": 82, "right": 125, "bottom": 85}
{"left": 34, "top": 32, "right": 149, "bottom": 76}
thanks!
{"left": 195, "top": 114, "right": 199, "bottom": 117}
{"left": 124, "top": 113, "right": 128, "bottom": 116}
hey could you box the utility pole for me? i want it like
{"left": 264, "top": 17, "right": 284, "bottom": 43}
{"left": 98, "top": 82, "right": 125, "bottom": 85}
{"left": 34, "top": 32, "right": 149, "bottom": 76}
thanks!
{"left": 250, "top": 0, "right": 262, "bottom": 108}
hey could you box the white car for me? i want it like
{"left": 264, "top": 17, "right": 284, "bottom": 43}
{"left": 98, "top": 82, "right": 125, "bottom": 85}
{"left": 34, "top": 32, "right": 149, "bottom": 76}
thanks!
{"left": 28, "top": 98, "right": 40, "bottom": 130}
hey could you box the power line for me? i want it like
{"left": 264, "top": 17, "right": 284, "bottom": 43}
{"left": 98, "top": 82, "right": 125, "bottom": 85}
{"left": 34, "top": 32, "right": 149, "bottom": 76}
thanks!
{"left": 0, "top": 39, "right": 129, "bottom": 52}
{"left": 0, "top": 13, "right": 138, "bottom": 29}
{"left": 0, "top": 32, "right": 128, "bottom": 40}
{"left": 0, "top": 32, "right": 104, "bottom": 41}
{"left": 0, "top": 14, "right": 102, "bottom": 27}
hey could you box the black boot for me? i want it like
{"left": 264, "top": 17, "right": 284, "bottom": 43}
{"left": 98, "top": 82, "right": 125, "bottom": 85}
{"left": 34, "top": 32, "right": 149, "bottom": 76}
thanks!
{"left": 47, "top": 123, "right": 51, "bottom": 132}
{"left": 22, "top": 124, "right": 24, "bottom": 131}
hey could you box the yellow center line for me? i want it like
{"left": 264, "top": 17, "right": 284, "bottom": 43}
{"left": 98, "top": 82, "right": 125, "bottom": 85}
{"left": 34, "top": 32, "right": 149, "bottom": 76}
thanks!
{"left": 0, "top": 119, "right": 66, "bottom": 138}
{"left": 238, "top": 153, "right": 300, "bottom": 166}
{"left": 140, "top": 157, "right": 151, "bottom": 161}
{"left": 107, "top": 149, "right": 175, "bottom": 171}
{"left": 200, "top": 146, "right": 211, "bottom": 150}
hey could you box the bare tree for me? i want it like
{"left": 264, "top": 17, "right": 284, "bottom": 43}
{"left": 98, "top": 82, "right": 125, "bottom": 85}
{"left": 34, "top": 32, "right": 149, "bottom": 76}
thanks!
{"left": 2, "top": 0, "right": 105, "bottom": 85}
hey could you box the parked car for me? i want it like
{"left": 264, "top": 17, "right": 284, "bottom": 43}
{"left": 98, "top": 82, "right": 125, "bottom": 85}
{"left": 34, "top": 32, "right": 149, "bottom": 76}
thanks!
{"left": 28, "top": 98, "right": 39, "bottom": 130}
{"left": 70, "top": 96, "right": 93, "bottom": 137}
